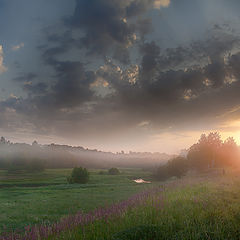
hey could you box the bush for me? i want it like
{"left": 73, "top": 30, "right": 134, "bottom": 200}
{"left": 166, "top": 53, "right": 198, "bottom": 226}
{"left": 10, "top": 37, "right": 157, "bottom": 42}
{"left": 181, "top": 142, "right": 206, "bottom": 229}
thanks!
{"left": 112, "top": 225, "right": 160, "bottom": 240}
{"left": 67, "top": 167, "right": 89, "bottom": 184}
{"left": 167, "top": 156, "right": 188, "bottom": 178}
{"left": 108, "top": 168, "right": 120, "bottom": 175}
{"left": 155, "top": 157, "right": 188, "bottom": 181}
{"left": 155, "top": 164, "right": 169, "bottom": 181}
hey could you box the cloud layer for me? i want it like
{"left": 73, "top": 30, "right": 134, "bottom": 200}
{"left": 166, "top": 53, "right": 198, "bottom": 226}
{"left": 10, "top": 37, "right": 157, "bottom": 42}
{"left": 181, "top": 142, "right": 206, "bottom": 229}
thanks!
{"left": 1, "top": 0, "right": 240, "bottom": 152}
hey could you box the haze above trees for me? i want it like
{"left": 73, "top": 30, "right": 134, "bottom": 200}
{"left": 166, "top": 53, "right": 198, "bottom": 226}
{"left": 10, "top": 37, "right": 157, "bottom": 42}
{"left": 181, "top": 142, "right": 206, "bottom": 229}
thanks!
{"left": 0, "top": 137, "right": 173, "bottom": 171}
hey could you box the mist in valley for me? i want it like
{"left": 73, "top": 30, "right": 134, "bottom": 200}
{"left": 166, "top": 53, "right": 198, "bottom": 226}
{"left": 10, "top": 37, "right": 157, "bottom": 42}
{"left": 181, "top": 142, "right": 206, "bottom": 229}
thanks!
{"left": 2, "top": 0, "right": 240, "bottom": 239}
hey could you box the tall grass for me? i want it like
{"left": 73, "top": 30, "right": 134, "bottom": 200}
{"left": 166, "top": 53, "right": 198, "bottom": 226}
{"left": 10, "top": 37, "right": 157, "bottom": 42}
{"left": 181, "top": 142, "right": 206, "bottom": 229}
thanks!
{"left": 57, "top": 177, "right": 240, "bottom": 240}
{"left": 2, "top": 175, "right": 240, "bottom": 240}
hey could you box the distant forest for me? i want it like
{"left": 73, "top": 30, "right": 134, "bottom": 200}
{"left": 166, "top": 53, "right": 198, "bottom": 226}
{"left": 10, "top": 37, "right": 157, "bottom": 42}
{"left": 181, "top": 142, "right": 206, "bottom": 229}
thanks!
{"left": 1, "top": 132, "right": 239, "bottom": 174}
{"left": 0, "top": 137, "right": 173, "bottom": 171}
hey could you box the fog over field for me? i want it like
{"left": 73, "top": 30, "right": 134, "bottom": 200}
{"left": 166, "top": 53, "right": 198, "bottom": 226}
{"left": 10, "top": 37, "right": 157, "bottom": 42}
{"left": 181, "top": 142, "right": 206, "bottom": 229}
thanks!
{"left": 2, "top": 1, "right": 240, "bottom": 240}
{"left": 0, "top": 137, "right": 174, "bottom": 169}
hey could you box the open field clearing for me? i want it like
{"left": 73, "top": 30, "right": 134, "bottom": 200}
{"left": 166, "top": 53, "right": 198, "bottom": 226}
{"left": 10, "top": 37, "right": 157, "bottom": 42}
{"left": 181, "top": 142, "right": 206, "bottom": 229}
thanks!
{"left": 0, "top": 168, "right": 153, "bottom": 234}
{"left": 2, "top": 169, "right": 240, "bottom": 239}
{"left": 2, "top": 0, "right": 240, "bottom": 239}
{"left": 48, "top": 172, "right": 240, "bottom": 240}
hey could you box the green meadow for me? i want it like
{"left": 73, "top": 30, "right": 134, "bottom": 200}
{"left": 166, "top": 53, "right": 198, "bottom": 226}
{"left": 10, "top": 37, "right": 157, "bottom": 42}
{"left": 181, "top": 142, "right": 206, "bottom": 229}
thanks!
{"left": 51, "top": 172, "right": 240, "bottom": 240}
{"left": 0, "top": 168, "right": 153, "bottom": 234}
{"left": 2, "top": 168, "right": 240, "bottom": 240}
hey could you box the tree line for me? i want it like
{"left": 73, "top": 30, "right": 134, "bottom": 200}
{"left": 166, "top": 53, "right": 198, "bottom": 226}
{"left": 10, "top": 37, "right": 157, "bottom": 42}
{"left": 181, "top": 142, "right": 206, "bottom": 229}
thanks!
{"left": 155, "top": 132, "right": 240, "bottom": 180}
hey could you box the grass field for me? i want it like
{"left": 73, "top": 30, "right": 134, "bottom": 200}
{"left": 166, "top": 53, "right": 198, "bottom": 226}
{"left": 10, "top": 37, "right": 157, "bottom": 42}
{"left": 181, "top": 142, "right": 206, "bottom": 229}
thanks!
{"left": 48, "top": 172, "right": 240, "bottom": 240}
{"left": 0, "top": 168, "right": 153, "bottom": 234}
{"left": 2, "top": 169, "right": 240, "bottom": 240}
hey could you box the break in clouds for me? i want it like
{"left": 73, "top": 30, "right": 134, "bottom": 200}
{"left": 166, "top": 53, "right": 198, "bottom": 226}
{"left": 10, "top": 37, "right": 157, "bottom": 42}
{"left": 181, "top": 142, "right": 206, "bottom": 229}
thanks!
{"left": 1, "top": 0, "right": 240, "bottom": 151}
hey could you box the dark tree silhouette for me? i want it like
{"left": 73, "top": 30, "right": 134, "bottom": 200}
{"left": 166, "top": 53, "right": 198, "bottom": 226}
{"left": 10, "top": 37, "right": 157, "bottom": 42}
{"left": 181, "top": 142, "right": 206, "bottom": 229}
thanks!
{"left": 188, "top": 132, "right": 240, "bottom": 170}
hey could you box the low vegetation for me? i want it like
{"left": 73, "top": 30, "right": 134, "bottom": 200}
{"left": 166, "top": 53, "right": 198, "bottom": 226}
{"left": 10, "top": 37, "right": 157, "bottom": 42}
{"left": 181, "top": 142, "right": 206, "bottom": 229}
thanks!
{"left": 112, "top": 225, "right": 160, "bottom": 240}
{"left": 67, "top": 167, "right": 89, "bottom": 184}
{"left": 155, "top": 156, "right": 187, "bottom": 181}
{"left": 1, "top": 132, "right": 240, "bottom": 239}
{"left": 3, "top": 172, "right": 240, "bottom": 240}
{"left": 0, "top": 168, "right": 152, "bottom": 235}
{"left": 108, "top": 168, "right": 120, "bottom": 175}
{"left": 48, "top": 174, "right": 240, "bottom": 240}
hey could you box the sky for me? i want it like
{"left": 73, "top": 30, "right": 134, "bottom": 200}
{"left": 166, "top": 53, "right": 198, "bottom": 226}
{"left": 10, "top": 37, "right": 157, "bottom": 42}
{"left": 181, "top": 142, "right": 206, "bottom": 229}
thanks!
{"left": 1, "top": 0, "right": 240, "bottom": 153}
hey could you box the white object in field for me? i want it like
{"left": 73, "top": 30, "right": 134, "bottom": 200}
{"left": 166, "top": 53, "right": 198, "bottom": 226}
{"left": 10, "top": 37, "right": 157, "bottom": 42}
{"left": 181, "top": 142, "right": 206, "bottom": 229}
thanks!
{"left": 134, "top": 179, "right": 151, "bottom": 184}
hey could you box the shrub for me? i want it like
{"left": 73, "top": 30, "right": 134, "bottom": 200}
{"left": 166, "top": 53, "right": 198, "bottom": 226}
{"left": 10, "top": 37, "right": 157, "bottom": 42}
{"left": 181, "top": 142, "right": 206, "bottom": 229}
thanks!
{"left": 155, "top": 164, "right": 169, "bottom": 181}
{"left": 167, "top": 156, "right": 188, "bottom": 178}
{"left": 67, "top": 167, "right": 89, "bottom": 184}
{"left": 112, "top": 225, "right": 160, "bottom": 240}
{"left": 155, "top": 156, "right": 188, "bottom": 181}
{"left": 108, "top": 168, "right": 120, "bottom": 175}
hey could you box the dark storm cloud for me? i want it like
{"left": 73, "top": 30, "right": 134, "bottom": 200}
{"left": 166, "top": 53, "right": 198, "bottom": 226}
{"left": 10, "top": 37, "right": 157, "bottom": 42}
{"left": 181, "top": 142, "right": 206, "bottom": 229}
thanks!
{"left": 42, "top": 0, "right": 158, "bottom": 64}
{"left": 33, "top": 0, "right": 164, "bottom": 116}
{"left": 17, "top": 60, "right": 96, "bottom": 117}
{"left": 140, "top": 41, "right": 160, "bottom": 73}
{"left": 68, "top": 0, "right": 142, "bottom": 50}
{"left": 3, "top": 0, "right": 240, "bottom": 145}
{"left": 113, "top": 47, "right": 131, "bottom": 65}
{"left": 51, "top": 61, "right": 95, "bottom": 108}
{"left": 13, "top": 73, "right": 37, "bottom": 82}
{"left": 5, "top": 26, "right": 240, "bottom": 137}
{"left": 3, "top": 60, "right": 97, "bottom": 123}
{"left": 89, "top": 28, "right": 240, "bottom": 133}
{"left": 23, "top": 82, "right": 47, "bottom": 95}
{"left": 228, "top": 52, "right": 240, "bottom": 79}
{"left": 28, "top": 0, "right": 162, "bottom": 116}
{"left": 43, "top": 30, "right": 77, "bottom": 58}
